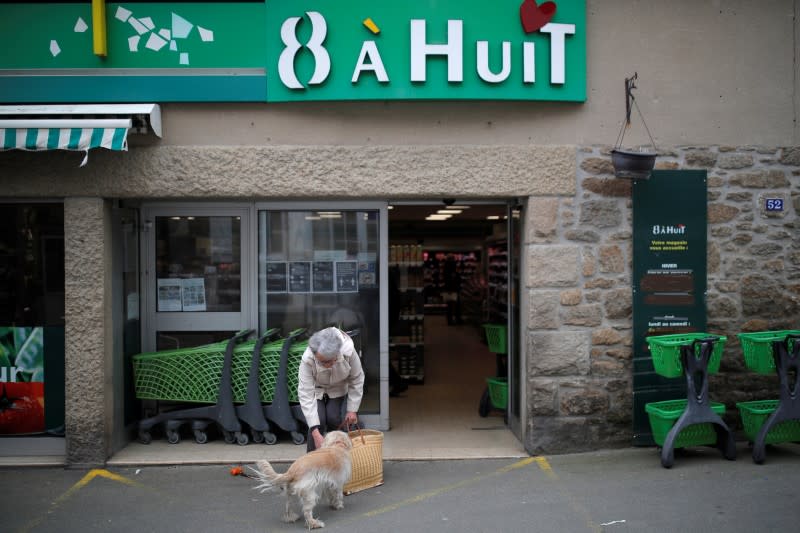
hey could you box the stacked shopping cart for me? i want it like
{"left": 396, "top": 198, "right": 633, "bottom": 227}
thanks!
{"left": 133, "top": 328, "right": 308, "bottom": 445}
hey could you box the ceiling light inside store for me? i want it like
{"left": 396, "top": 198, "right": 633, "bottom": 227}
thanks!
{"left": 305, "top": 215, "right": 321, "bottom": 220}
{"left": 437, "top": 209, "right": 462, "bottom": 214}
{"left": 426, "top": 214, "right": 451, "bottom": 220}
{"left": 486, "top": 215, "right": 500, "bottom": 220}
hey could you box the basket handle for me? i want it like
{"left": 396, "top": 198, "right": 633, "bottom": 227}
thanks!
{"left": 339, "top": 422, "right": 365, "bottom": 445}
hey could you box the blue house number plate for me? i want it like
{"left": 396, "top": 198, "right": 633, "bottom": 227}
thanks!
{"left": 765, "top": 198, "right": 784, "bottom": 211}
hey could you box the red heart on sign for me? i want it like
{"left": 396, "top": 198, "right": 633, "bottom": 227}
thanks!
{"left": 519, "top": 0, "right": 557, "bottom": 33}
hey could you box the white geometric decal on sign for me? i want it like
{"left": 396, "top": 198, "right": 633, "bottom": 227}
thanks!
{"left": 172, "top": 13, "right": 193, "bottom": 39}
{"left": 74, "top": 17, "right": 88, "bottom": 33}
{"left": 115, "top": 6, "right": 132, "bottom": 22}
{"left": 145, "top": 33, "right": 168, "bottom": 52}
{"left": 198, "top": 27, "right": 214, "bottom": 42}
{"left": 128, "top": 35, "right": 140, "bottom": 52}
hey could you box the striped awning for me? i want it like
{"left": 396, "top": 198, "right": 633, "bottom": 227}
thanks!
{"left": 0, "top": 104, "right": 161, "bottom": 166}
{"left": 0, "top": 118, "right": 129, "bottom": 166}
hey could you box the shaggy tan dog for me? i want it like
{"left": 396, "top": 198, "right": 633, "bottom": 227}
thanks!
{"left": 251, "top": 430, "right": 353, "bottom": 529}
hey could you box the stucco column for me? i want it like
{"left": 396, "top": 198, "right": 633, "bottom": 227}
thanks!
{"left": 64, "top": 197, "right": 111, "bottom": 467}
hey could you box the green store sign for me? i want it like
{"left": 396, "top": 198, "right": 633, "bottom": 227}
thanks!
{"left": 266, "top": 0, "right": 585, "bottom": 102}
{"left": 0, "top": 1, "right": 585, "bottom": 103}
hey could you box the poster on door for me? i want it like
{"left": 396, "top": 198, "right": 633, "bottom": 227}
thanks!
{"left": 0, "top": 327, "right": 45, "bottom": 435}
{"left": 266, "top": 262, "right": 288, "bottom": 292}
{"left": 289, "top": 261, "right": 312, "bottom": 293}
{"left": 313, "top": 261, "right": 335, "bottom": 292}
{"left": 335, "top": 261, "right": 358, "bottom": 292}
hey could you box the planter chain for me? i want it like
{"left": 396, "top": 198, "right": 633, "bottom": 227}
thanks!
{"left": 614, "top": 72, "right": 658, "bottom": 152}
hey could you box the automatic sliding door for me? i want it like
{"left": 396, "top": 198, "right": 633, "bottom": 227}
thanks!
{"left": 257, "top": 206, "right": 385, "bottom": 427}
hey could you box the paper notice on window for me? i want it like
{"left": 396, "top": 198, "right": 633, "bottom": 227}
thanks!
{"left": 266, "top": 262, "right": 288, "bottom": 293}
{"left": 313, "top": 261, "right": 335, "bottom": 292}
{"left": 335, "top": 261, "right": 358, "bottom": 293}
{"left": 289, "top": 261, "right": 312, "bottom": 293}
{"left": 157, "top": 278, "right": 183, "bottom": 311}
{"left": 181, "top": 278, "right": 207, "bottom": 311}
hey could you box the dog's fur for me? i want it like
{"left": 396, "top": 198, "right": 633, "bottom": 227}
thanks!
{"left": 251, "top": 430, "right": 353, "bottom": 529}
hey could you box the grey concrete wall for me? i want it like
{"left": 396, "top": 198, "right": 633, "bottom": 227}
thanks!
{"left": 0, "top": 145, "right": 576, "bottom": 199}
{"left": 64, "top": 198, "right": 111, "bottom": 467}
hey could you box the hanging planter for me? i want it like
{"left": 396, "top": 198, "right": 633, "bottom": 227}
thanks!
{"left": 611, "top": 148, "right": 657, "bottom": 180}
{"left": 612, "top": 73, "right": 658, "bottom": 180}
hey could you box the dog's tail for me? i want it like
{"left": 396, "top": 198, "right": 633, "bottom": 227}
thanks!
{"left": 249, "top": 460, "right": 287, "bottom": 493}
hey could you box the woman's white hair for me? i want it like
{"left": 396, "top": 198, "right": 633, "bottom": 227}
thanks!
{"left": 309, "top": 327, "right": 343, "bottom": 360}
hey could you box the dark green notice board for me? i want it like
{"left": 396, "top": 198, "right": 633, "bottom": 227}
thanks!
{"left": 632, "top": 170, "right": 707, "bottom": 445}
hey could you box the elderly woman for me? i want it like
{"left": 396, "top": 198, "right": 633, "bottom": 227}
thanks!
{"left": 298, "top": 327, "right": 365, "bottom": 451}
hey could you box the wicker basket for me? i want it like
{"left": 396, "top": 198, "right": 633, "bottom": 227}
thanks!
{"left": 344, "top": 428, "right": 384, "bottom": 495}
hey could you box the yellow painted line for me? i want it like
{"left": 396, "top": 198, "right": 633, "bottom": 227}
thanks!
{"left": 54, "top": 469, "right": 143, "bottom": 505}
{"left": 362, "top": 457, "right": 535, "bottom": 518}
{"left": 18, "top": 469, "right": 144, "bottom": 533}
{"left": 534, "top": 455, "right": 557, "bottom": 479}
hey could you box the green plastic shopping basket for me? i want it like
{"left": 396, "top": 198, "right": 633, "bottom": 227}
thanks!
{"left": 737, "top": 330, "right": 800, "bottom": 375}
{"left": 736, "top": 399, "right": 800, "bottom": 444}
{"left": 646, "top": 333, "right": 727, "bottom": 378}
{"left": 645, "top": 399, "right": 726, "bottom": 448}
{"left": 482, "top": 324, "right": 507, "bottom": 354}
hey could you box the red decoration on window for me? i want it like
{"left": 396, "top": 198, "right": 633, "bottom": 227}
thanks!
{"left": 519, "top": 0, "right": 557, "bottom": 33}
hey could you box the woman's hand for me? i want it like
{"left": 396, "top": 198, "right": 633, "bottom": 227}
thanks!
{"left": 344, "top": 411, "right": 358, "bottom": 428}
{"left": 312, "top": 428, "right": 325, "bottom": 449}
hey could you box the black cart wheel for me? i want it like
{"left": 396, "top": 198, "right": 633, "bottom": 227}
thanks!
{"left": 194, "top": 429, "right": 208, "bottom": 444}
{"left": 167, "top": 429, "right": 180, "bottom": 444}
{"left": 753, "top": 448, "right": 766, "bottom": 465}
{"left": 251, "top": 429, "right": 264, "bottom": 444}
{"left": 291, "top": 431, "right": 306, "bottom": 445}
{"left": 223, "top": 430, "right": 236, "bottom": 444}
{"left": 478, "top": 388, "right": 491, "bottom": 417}
{"left": 262, "top": 431, "right": 277, "bottom": 445}
{"left": 236, "top": 431, "right": 249, "bottom": 446}
{"left": 138, "top": 430, "right": 152, "bottom": 445}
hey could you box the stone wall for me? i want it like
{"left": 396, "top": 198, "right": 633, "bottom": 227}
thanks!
{"left": 64, "top": 198, "right": 111, "bottom": 467}
{"left": 524, "top": 145, "right": 800, "bottom": 455}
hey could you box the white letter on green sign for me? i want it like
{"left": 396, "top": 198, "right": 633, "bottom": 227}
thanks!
{"left": 352, "top": 41, "right": 389, "bottom": 83}
{"left": 410, "top": 19, "right": 463, "bottom": 83}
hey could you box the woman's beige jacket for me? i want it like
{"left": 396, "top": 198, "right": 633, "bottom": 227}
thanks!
{"left": 297, "top": 328, "right": 365, "bottom": 428}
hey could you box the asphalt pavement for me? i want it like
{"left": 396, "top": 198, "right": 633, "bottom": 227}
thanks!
{"left": 2, "top": 442, "right": 799, "bottom": 533}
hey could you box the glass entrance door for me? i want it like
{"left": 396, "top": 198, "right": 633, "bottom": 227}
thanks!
{"left": 257, "top": 203, "right": 387, "bottom": 430}
{"left": 506, "top": 203, "right": 522, "bottom": 438}
{"left": 141, "top": 205, "right": 253, "bottom": 352}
